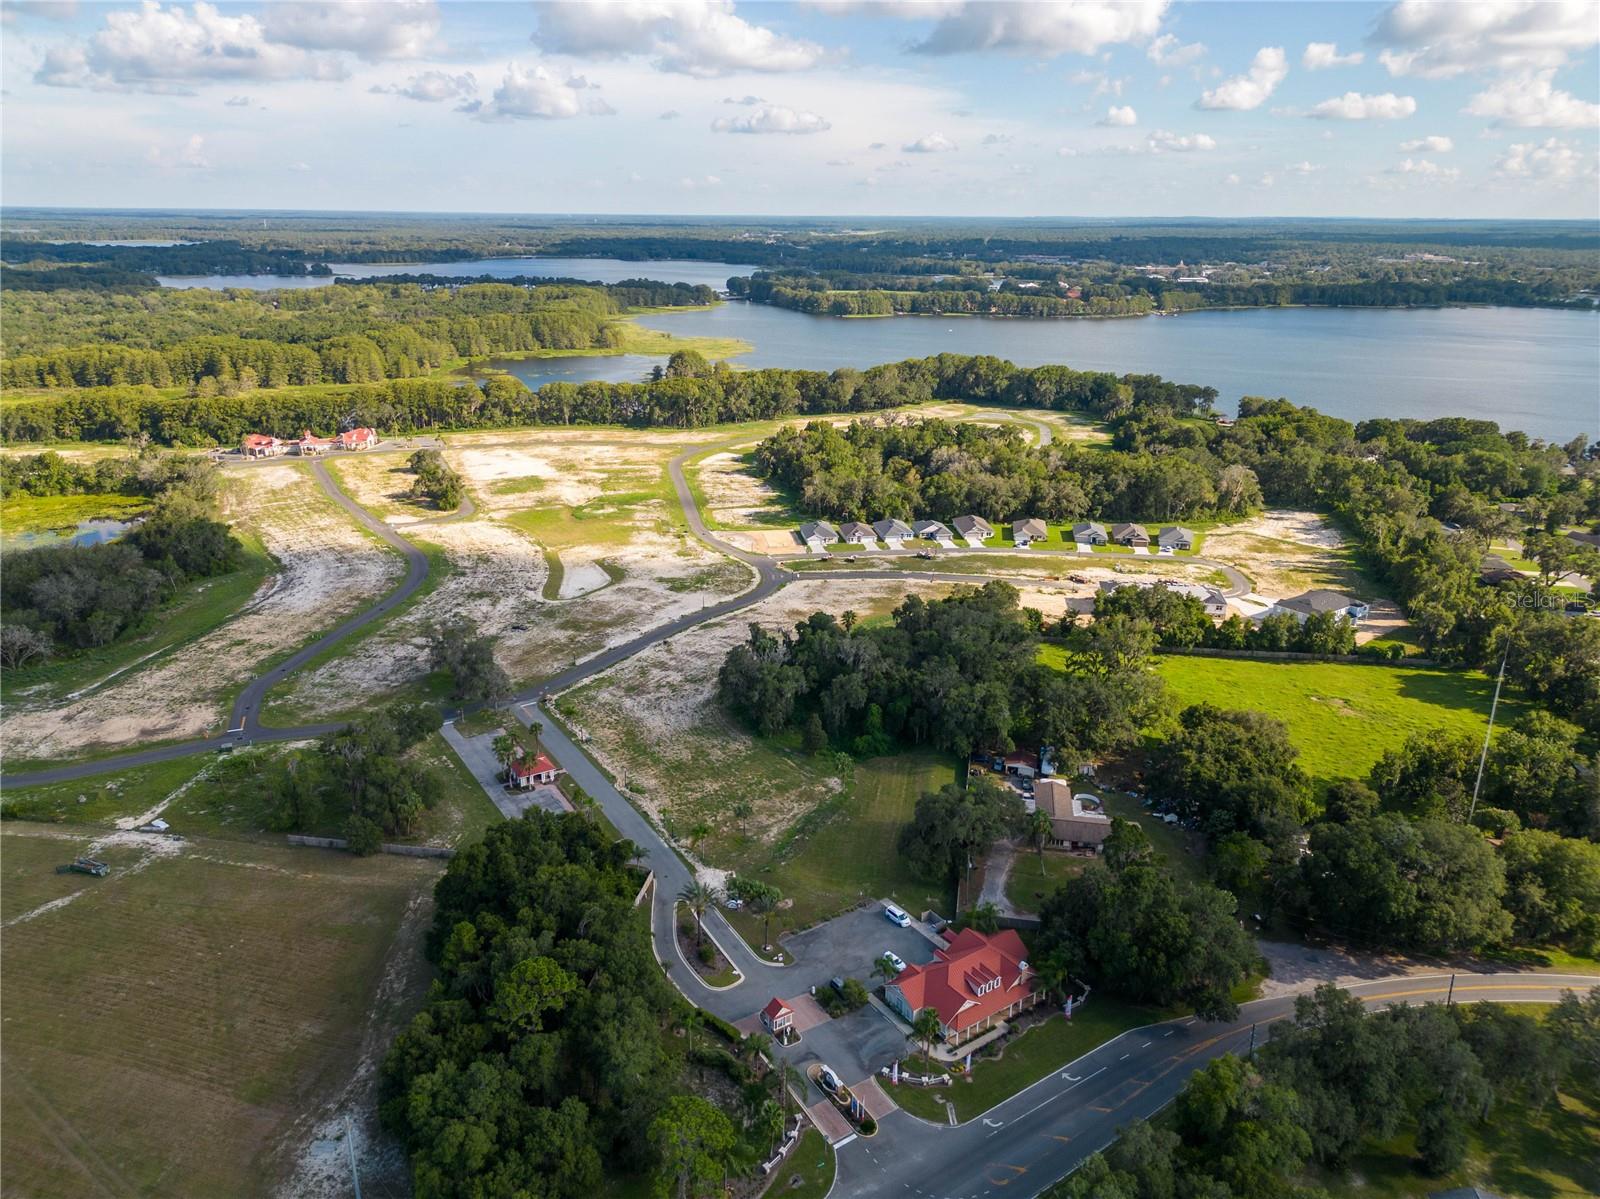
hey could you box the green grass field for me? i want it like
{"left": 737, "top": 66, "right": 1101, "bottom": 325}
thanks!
{"left": 1149, "top": 654, "right": 1515, "bottom": 782}
{"left": 0, "top": 822, "right": 442, "bottom": 1198}
{"left": 892, "top": 1003, "right": 1163, "bottom": 1124}
{"left": 0, "top": 491, "right": 149, "bottom": 539}
{"left": 726, "top": 751, "right": 958, "bottom": 940}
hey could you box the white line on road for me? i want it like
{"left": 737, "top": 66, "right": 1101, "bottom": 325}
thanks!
{"left": 1140, "top": 1042, "right": 1151, "bottom": 1048}
{"left": 1007, "top": 1065, "right": 1108, "bottom": 1125}
{"left": 1119, "top": 1053, "right": 1130, "bottom": 1061}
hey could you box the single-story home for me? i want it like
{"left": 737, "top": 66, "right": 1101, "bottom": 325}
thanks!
{"left": 1111, "top": 522, "right": 1149, "bottom": 547}
{"left": 799, "top": 521, "right": 840, "bottom": 553}
{"left": 508, "top": 751, "right": 560, "bottom": 789}
{"left": 294, "top": 430, "right": 335, "bottom": 456}
{"left": 1034, "top": 778, "right": 1113, "bottom": 850}
{"left": 840, "top": 520, "right": 876, "bottom": 545}
{"left": 912, "top": 519, "right": 954, "bottom": 545}
{"left": 1072, "top": 521, "right": 1108, "bottom": 545}
{"left": 242, "top": 433, "right": 287, "bottom": 458}
{"left": 884, "top": 927, "right": 1039, "bottom": 1046}
{"left": 1003, "top": 749, "right": 1039, "bottom": 779}
{"left": 338, "top": 427, "right": 378, "bottom": 451}
{"left": 1098, "top": 578, "right": 1227, "bottom": 619}
{"left": 1272, "top": 589, "right": 1370, "bottom": 623}
{"left": 952, "top": 515, "right": 994, "bottom": 543}
{"left": 872, "top": 518, "right": 914, "bottom": 547}
{"left": 1156, "top": 526, "right": 1196, "bottom": 552}
{"left": 760, "top": 997, "right": 795, "bottom": 1037}
{"left": 1013, "top": 518, "right": 1048, "bottom": 546}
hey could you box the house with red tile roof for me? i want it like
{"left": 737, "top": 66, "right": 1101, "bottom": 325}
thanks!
{"left": 294, "top": 430, "right": 335, "bottom": 456}
{"left": 241, "top": 433, "right": 286, "bottom": 458}
{"left": 338, "top": 427, "right": 378, "bottom": 451}
{"left": 508, "top": 751, "right": 560, "bottom": 789}
{"left": 884, "top": 927, "right": 1039, "bottom": 1046}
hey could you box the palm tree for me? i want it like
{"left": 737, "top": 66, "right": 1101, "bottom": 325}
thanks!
{"left": 491, "top": 734, "right": 518, "bottom": 780}
{"left": 678, "top": 880, "right": 719, "bottom": 947}
{"left": 910, "top": 1007, "right": 944, "bottom": 1074}
{"left": 872, "top": 954, "right": 900, "bottom": 987}
{"left": 1028, "top": 808, "right": 1053, "bottom": 875}
{"left": 1032, "top": 950, "right": 1072, "bottom": 1006}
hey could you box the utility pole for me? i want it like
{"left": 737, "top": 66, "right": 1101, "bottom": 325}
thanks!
{"left": 1247, "top": 1023, "right": 1257, "bottom": 1058}
{"left": 1447, "top": 974, "right": 1456, "bottom": 1006}
{"left": 1467, "top": 634, "right": 1512, "bottom": 827}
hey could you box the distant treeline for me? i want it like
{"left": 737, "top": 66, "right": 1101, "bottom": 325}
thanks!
{"left": 1, "top": 280, "right": 707, "bottom": 390}
{"left": 0, "top": 353, "right": 1215, "bottom": 445}
{"left": 734, "top": 269, "right": 1592, "bottom": 317}
{"left": 1, "top": 238, "right": 334, "bottom": 277}
{"left": 334, "top": 274, "right": 716, "bottom": 305}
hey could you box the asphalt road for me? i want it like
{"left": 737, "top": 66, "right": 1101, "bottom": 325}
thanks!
{"left": 834, "top": 972, "right": 1599, "bottom": 1199}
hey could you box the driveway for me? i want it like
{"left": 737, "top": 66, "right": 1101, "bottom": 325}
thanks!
{"left": 778, "top": 906, "right": 941, "bottom": 996}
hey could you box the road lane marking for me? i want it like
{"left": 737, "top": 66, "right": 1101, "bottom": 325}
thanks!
{"left": 1140, "top": 1042, "right": 1151, "bottom": 1048}
{"left": 1118, "top": 1053, "right": 1130, "bottom": 1061}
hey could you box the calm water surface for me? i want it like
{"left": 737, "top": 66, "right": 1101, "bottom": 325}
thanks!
{"left": 494, "top": 301, "right": 1598, "bottom": 442}
{"left": 2, "top": 518, "right": 134, "bottom": 552}
{"left": 159, "top": 256, "right": 754, "bottom": 290}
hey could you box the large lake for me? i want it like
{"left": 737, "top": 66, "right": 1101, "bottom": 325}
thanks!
{"left": 493, "top": 301, "right": 1599, "bottom": 442}
{"left": 157, "top": 255, "right": 754, "bottom": 291}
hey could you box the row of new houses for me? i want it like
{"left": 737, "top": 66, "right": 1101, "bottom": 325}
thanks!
{"left": 241, "top": 428, "right": 379, "bottom": 458}
{"left": 798, "top": 516, "right": 1197, "bottom": 554}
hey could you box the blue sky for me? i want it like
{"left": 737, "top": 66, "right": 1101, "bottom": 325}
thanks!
{"left": 2, "top": 0, "right": 1596, "bottom": 218}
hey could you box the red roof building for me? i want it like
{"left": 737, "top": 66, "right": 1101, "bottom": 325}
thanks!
{"left": 884, "top": 927, "right": 1039, "bottom": 1045}
{"left": 508, "top": 751, "right": 560, "bottom": 789}
{"left": 241, "top": 433, "right": 286, "bottom": 458}
{"left": 338, "top": 427, "right": 378, "bottom": 451}
{"left": 760, "top": 997, "right": 795, "bottom": 1035}
{"left": 294, "top": 429, "right": 335, "bottom": 456}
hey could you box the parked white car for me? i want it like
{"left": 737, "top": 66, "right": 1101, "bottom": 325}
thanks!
{"left": 882, "top": 951, "right": 907, "bottom": 973}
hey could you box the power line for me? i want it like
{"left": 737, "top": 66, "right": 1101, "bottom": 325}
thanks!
{"left": 1466, "top": 632, "right": 1512, "bottom": 827}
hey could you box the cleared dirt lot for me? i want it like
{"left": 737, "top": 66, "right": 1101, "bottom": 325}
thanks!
{"left": 1, "top": 463, "right": 401, "bottom": 760}
{"left": 0, "top": 823, "right": 439, "bottom": 1198}
{"left": 559, "top": 578, "right": 955, "bottom": 869}
{"left": 694, "top": 450, "right": 793, "bottom": 527}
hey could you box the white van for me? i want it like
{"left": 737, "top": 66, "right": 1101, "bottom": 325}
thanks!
{"left": 883, "top": 903, "right": 911, "bottom": 927}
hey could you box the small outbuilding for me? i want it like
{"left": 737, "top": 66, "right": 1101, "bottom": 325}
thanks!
{"left": 509, "top": 751, "right": 561, "bottom": 789}
{"left": 760, "top": 997, "right": 796, "bottom": 1038}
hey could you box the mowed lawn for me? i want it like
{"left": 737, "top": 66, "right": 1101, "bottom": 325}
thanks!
{"left": 1136, "top": 653, "right": 1513, "bottom": 782}
{"left": 0, "top": 823, "right": 442, "bottom": 1198}
{"left": 728, "top": 751, "right": 958, "bottom": 940}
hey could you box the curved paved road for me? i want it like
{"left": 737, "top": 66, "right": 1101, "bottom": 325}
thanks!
{"left": 834, "top": 972, "right": 1599, "bottom": 1199}
{"left": 4, "top": 426, "right": 1247, "bottom": 785}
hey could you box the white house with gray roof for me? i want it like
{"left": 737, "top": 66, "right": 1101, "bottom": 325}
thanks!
{"left": 872, "top": 518, "right": 913, "bottom": 548}
{"left": 1271, "top": 589, "right": 1369, "bottom": 623}
{"left": 952, "top": 515, "right": 994, "bottom": 545}
{"left": 799, "top": 521, "right": 839, "bottom": 553}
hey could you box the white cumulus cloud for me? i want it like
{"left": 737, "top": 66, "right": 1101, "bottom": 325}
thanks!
{"left": 908, "top": 0, "right": 1167, "bottom": 57}
{"left": 1197, "top": 46, "right": 1287, "bottom": 111}
{"left": 1099, "top": 105, "right": 1137, "bottom": 127}
{"left": 1146, "top": 129, "right": 1215, "bottom": 153}
{"left": 903, "top": 131, "right": 958, "bottom": 153}
{"left": 458, "top": 64, "right": 614, "bottom": 121}
{"left": 1302, "top": 41, "right": 1363, "bottom": 69}
{"left": 1465, "top": 71, "right": 1600, "bottom": 129}
{"left": 712, "top": 104, "right": 830, "bottom": 134}
{"left": 370, "top": 70, "right": 476, "bottom": 103}
{"left": 1374, "top": 0, "right": 1599, "bottom": 79}
{"left": 261, "top": 1, "right": 438, "bottom": 60}
{"left": 1393, "top": 157, "right": 1460, "bottom": 181}
{"left": 1308, "top": 91, "right": 1417, "bottom": 120}
{"left": 1399, "top": 134, "right": 1453, "bottom": 152}
{"left": 534, "top": 0, "right": 824, "bottom": 77}
{"left": 1496, "top": 136, "right": 1591, "bottom": 181}
{"left": 1147, "top": 33, "right": 1205, "bottom": 67}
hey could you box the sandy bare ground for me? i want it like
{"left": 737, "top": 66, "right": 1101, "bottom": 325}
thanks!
{"left": 560, "top": 579, "right": 955, "bottom": 863}
{"left": 322, "top": 452, "right": 437, "bottom": 525}
{"left": 728, "top": 529, "right": 806, "bottom": 553}
{"left": 694, "top": 450, "right": 792, "bottom": 527}
{"left": 1, "top": 464, "right": 401, "bottom": 761}
{"left": 274, "top": 515, "right": 752, "bottom": 716}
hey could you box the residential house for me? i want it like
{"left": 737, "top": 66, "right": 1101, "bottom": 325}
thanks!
{"left": 1072, "top": 521, "right": 1108, "bottom": 545}
{"left": 1110, "top": 522, "right": 1149, "bottom": 547}
{"left": 1156, "top": 526, "right": 1196, "bottom": 552}
{"left": 912, "top": 519, "right": 955, "bottom": 547}
{"left": 508, "top": 751, "right": 560, "bottom": 789}
{"left": 242, "top": 433, "right": 286, "bottom": 458}
{"left": 952, "top": 515, "right": 994, "bottom": 544}
{"left": 1034, "top": 779, "right": 1113, "bottom": 850}
{"left": 884, "top": 927, "right": 1039, "bottom": 1046}
{"left": 1272, "top": 589, "right": 1369, "bottom": 624}
{"left": 338, "top": 427, "right": 378, "bottom": 451}
{"left": 1012, "top": 518, "right": 1048, "bottom": 546}
{"left": 294, "top": 430, "right": 335, "bottom": 456}
{"left": 760, "top": 997, "right": 796, "bottom": 1038}
{"left": 799, "top": 521, "right": 840, "bottom": 553}
{"left": 872, "top": 518, "right": 913, "bottom": 548}
{"left": 1003, "top": 749, "right": 1039, "bottom": 779}
{"left": 1098, "top": 578, "right": 1226, "bottom": 619}
{"left": 839, "top": 520, "right": 876, "bottom": 546}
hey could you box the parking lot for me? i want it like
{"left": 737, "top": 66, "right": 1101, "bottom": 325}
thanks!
{"left": 778, "top": 902, "right": 941, "bottom": 994}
